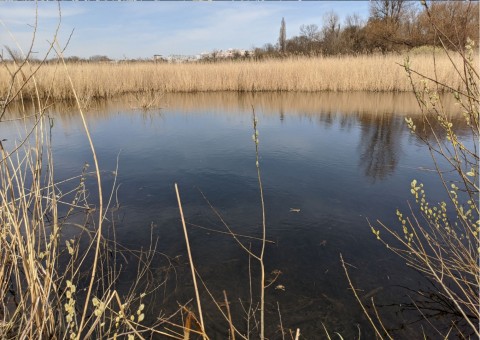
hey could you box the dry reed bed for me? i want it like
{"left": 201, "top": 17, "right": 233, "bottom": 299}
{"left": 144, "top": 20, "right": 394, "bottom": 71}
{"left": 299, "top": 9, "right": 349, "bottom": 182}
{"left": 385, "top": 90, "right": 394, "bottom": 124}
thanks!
{"left": 1, "top": 54, "right": 469, "bottom": 100}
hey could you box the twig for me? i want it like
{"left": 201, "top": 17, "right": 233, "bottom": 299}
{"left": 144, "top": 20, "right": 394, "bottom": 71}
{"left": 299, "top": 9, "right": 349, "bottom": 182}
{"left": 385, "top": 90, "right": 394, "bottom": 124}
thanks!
{"left": 186, "top": 222, "right": 275, "bottom": 244}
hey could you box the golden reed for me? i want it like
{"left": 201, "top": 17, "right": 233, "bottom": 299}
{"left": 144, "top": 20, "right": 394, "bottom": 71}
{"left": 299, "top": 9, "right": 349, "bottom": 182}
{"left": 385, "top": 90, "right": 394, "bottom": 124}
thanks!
{"left": 0, "top": 54, "right": 469, "bottom": 100}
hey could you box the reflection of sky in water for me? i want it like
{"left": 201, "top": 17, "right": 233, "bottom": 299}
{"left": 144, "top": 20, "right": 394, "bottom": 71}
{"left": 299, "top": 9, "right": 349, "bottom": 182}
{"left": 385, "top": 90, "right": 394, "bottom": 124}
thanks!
{"left": 0, "top": 92, "right": 471, "bottom": 338}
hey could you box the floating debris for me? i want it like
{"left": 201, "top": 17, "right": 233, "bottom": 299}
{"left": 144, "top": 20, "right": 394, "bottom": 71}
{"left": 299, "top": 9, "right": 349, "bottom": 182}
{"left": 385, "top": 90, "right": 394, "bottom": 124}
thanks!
{"left": 362, "top": 286, "right": 384, "bottom": 300}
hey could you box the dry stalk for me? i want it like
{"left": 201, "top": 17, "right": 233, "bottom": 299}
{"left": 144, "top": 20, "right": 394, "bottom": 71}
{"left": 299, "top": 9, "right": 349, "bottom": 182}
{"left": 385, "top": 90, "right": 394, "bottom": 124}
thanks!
{"left": 174, "top": 183, "right": 207, "bottom": 340}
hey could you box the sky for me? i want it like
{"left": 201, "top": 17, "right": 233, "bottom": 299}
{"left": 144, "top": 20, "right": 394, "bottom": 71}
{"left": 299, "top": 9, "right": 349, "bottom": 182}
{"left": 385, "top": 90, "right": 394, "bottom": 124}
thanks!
{"left": 0, "top": 1, "right": 371, "bottom": 60}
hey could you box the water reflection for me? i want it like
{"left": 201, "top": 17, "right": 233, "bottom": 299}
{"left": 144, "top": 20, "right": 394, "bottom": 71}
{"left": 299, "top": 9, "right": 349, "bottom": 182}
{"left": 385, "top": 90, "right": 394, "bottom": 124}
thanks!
{"left": 2, "top": 92, "right": 469, "bottom": 186}
{"left": 358, "top": 112, "right": 404, "bottom": 182}
{"left": 3, "top": 90, "right": 460, "bottom": 119}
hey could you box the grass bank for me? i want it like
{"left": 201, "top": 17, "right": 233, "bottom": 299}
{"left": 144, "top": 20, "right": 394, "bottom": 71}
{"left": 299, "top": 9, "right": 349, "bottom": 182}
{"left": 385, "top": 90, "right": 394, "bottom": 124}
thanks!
{"left": 1, "top": 54, "right": 468, "bottom": 101}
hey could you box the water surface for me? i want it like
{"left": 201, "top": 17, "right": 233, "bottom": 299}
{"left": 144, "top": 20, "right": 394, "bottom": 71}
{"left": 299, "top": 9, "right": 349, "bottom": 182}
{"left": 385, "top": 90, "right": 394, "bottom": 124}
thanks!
{"left": 2, "top": 92, "right": 467, "bottom": 338}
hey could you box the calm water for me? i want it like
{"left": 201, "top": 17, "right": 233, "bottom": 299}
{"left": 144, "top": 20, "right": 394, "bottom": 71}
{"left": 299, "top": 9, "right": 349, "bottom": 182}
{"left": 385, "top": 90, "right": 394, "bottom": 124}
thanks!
{"left": 2, "top": 92, "right": 468, "bottom": 338}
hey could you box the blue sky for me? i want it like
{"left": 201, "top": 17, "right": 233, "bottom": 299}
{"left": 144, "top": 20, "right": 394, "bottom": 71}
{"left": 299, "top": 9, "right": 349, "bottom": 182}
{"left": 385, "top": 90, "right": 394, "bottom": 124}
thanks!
{"left": 0, "top": 1, "right": 370, "bottom": 60}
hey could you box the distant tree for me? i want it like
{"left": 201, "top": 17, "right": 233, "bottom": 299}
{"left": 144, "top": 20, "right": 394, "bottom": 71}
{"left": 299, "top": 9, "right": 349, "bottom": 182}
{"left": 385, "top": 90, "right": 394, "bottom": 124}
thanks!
{"left": 345, "top": 13, "right": 364, "bottom": 29}
{"left": 89, "top": 55, "right": 111, "bottom": 62}
{"left": 65, "top": 56, "right": 82, "bottom": 63}
{"left": 300, "top": 24, "right": 321, "bottom": 41}
{"left": 369, "top": 0, "right": 409, "bottom": 25}
{"left": 286, "top": 36, "right": 310, "bottom": 55}
{"left": 278, "top": 17, "right": 287, "bottom": 54}
{"left": 265, "top": 43, "right": 276, "bottom": 53}
{"left": 322, "top": 11, "right": 341, "bottom": 55}
{"left": 365, "top": 0, "right": 413, "bottom": 53}
{"left": 339, "top": 13, "right": 367, "bottom": 54}
{"left": 299, "top": 24, "right": 322, "bottom": 55}
{"left": 254, "top": 0, "right": 479, "bottom": 58}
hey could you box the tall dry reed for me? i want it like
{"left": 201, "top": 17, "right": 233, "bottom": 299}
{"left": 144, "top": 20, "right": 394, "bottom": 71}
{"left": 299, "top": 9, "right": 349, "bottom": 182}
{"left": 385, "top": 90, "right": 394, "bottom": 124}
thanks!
{"left": 0, "top": 54, "right": 469, "bottom": 101}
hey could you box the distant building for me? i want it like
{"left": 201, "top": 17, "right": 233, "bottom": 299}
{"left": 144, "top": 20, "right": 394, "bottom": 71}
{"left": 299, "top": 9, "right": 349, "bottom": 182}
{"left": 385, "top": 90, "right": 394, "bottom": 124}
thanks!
{"left": 153, "top": 54, "right": 165, "bottom": 62}
{"left": 165, "top": 55, "right": 199, "bottom": 63}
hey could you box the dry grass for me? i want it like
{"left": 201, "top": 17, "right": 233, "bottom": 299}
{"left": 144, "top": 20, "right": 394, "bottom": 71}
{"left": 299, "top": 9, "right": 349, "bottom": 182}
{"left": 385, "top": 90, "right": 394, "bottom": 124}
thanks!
{"left": 0, "top": 54, "right": 469, "bottom": 101}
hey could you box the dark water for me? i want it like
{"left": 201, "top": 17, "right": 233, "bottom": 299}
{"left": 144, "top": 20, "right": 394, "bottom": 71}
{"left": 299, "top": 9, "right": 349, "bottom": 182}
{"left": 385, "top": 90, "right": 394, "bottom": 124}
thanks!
{"left": 1, "top": 92, "right": 469, "bottom": 338}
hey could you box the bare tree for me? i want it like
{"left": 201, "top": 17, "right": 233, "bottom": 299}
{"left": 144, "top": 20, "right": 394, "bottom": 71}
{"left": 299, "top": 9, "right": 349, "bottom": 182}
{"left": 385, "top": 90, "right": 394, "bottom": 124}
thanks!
{"left": 345, "top": 13, "right": 364, "bottom": 29}
{"left": 365, "top": 0, "right": 412, "bottom": 52}
{"left": 299, "top": 24, "right": 321, "bottom": 55}
{"left": 369, "top": 0, "right": 410, "bottom": 25}
{"left": 340, "top": 13, "right": 367, "bottom": 54}
{"left": 300, "top": 24, "right": 320, "bottom": 41}
{"left": 323, "top": 10, "right": 340, "bottom": 35}
{"left": 278, "top": 17, "right": 286, "bottom": 53}
{"left": 322, "top": 11, "right": 341, "bottom": 54}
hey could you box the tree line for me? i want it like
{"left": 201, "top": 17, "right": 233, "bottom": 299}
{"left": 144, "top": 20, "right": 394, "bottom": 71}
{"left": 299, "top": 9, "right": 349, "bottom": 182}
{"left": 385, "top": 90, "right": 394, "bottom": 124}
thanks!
{"left": 254, "top": 0, "right": 479, "bottom": 59}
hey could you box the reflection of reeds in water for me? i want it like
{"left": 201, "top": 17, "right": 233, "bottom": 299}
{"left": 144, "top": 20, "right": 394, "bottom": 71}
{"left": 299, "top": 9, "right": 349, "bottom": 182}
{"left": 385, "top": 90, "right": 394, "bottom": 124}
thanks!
{"left": 155, "top": 91, "right": 461, "bottom": 116}
{"left": 3, "top": 92, "right": 468, "bottom": 140}
{"left": 3, "top": 91, "right": 460, "bottom": 119}
{"left": 0, "top": 54, "right": 470, "bottom": 100}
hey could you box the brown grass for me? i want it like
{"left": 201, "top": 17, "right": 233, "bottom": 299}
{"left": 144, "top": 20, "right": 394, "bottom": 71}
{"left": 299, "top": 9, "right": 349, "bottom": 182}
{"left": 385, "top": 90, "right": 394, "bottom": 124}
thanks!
{"left": 0, "top": 54, "right": 469, "bottom": 101}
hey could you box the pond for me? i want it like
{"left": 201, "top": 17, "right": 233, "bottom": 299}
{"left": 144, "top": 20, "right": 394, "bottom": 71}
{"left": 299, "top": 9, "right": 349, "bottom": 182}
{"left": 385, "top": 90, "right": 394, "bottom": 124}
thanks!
{"left": 1, "top": 92, "right": 467, "bottom": 338}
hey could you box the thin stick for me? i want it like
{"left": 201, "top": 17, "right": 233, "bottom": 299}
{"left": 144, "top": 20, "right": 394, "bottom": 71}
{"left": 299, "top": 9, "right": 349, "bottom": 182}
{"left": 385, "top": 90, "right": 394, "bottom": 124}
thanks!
{"left": 175, "top": 183, "right": 207, "bottom": 340}
{"left": 223, "top": 290, "right": 235, "bottom": 340}
{"left": 252, "top": 107, "right": 267, "bottom": 340}
{"left": 187, "top": 222, "right": 275, "bottom": 244}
